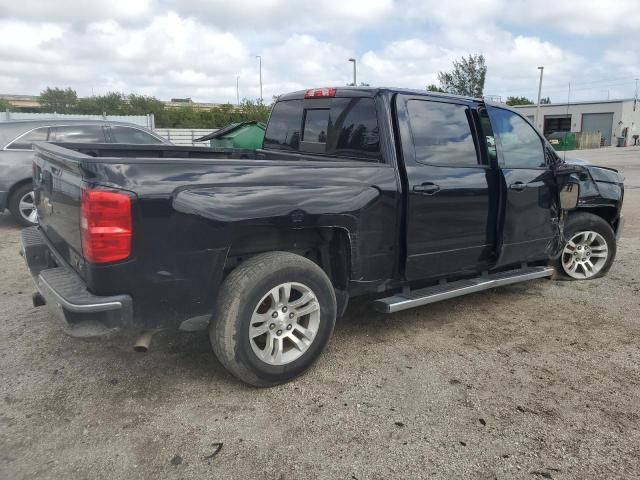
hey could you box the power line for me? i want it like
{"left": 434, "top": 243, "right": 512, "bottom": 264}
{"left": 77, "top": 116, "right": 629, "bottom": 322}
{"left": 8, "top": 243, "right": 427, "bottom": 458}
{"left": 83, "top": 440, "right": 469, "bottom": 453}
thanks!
{"left": 499, "top": 76, "right": 638, "bottom": 99}
{"left": 501, "top": 80, "right": 636, "bottom": 99}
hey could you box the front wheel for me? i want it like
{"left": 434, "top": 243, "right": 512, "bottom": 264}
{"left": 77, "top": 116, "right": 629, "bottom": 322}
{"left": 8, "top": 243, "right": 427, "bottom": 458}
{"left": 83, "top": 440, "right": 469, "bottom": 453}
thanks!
{"left": 556, "top": 212, "right": 616, "bottom": 280}
{"left": 210, "top": 252, "right": 337, "bottom": 386}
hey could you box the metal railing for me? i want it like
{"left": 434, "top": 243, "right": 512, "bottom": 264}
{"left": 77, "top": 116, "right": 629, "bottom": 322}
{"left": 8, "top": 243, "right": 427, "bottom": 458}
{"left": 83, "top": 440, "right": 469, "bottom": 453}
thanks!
{"left": 153, "top": 128, "right": 217, "bottom": 146}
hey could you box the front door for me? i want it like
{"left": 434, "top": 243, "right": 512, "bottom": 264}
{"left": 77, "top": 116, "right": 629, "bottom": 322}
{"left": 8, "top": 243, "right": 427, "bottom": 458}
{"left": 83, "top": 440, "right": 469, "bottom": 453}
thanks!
{"left": 398, "top": 96, "right": 499, "bottom": 281}
{"left": 485, "top": 106, "right": 557, "bottom": 266}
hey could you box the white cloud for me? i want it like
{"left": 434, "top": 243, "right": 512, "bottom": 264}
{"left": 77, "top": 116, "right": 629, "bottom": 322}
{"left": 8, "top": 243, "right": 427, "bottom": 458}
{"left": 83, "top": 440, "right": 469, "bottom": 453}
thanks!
{"left": 0, "top": 0, "right": 153, "bottom": 23}
{"left": 169, "top": 0, "right": 394, "bottom": 32}
{"left": 502, "top": 0, "right": 640, "bottom": 35}
{"left": 0, "top": 0, "right": 637, "bottom": 103}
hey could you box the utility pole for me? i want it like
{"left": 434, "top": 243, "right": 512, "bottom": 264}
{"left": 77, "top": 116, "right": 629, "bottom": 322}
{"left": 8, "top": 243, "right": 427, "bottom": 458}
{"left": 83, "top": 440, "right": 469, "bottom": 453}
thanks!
{"left": 348, "top": 58, "right": 357, "bottom": 86}
{"left": 634, "top": 78, "right": 638, "bottom": 112}
{"left": 236, "top": 76, "right": 240, "bottom": 105}
{"left": 535, "top": 66, "right": 544, "bottom": 132}
{"left": 256, "top": 55, "right": 263, "bottom": 104}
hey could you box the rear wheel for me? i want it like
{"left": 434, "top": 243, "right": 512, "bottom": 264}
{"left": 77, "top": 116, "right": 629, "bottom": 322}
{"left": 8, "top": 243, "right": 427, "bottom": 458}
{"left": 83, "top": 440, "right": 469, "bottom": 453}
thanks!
{"left": 556, "top": 212, "right": 616, "bottom": 280}
{"left": 210, "top": 252, "right": 336, "bottom": 386}
{"left": 9, "top": 183, "right": 38, "bottom": 227}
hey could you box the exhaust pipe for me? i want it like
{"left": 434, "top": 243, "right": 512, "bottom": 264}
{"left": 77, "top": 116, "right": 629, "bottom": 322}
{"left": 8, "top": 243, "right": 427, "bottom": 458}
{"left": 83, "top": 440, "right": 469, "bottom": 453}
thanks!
{"left": 133, "top": 330, "right": 158, "bottom": 352}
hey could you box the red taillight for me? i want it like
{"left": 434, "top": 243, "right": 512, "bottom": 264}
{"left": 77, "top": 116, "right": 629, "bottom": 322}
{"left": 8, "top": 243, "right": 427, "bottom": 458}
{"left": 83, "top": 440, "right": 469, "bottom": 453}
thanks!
{"left": 81, "top": 188, "right": 132, "bottom": 263}
{"left": 304, "top": 87, "right": 336, "bottom": 99}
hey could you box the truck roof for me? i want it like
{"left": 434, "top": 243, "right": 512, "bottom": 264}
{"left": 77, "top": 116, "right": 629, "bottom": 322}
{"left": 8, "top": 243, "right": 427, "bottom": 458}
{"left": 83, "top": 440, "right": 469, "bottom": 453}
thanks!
{"left": 277, "top": 86, "right": 482, "bottom": 103}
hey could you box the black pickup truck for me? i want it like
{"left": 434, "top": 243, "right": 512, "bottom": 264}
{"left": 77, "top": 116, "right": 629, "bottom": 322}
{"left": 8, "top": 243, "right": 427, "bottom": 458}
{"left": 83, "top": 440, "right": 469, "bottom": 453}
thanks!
{"left": 22, "top": 87, "right": 624, "bottom": 386}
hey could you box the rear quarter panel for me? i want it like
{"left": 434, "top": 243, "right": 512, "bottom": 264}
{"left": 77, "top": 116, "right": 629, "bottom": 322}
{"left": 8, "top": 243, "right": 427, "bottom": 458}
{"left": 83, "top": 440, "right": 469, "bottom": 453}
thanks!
{"left": 55, "top": 157, "right": 401, "bottom": 327}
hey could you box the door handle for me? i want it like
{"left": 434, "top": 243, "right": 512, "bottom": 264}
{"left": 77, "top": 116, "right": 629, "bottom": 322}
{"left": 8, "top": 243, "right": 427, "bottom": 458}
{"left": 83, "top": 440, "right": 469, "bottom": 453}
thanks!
{"left": 509, "top": 182, "right": 526, "bottom": 192}
{"left": 413, "top": 183, "right": 441, "bottom": 195}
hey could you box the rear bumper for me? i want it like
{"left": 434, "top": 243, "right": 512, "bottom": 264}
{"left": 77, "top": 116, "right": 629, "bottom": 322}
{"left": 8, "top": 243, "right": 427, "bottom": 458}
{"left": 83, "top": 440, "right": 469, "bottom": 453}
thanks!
{"left": 21, "top": 226, "right": 133, "bottom": 337}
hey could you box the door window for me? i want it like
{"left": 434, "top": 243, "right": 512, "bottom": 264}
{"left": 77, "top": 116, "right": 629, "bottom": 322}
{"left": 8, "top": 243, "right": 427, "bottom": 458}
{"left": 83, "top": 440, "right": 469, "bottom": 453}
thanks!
{"left": 7, "top": 127, "right": 49, "bottom": 150}
{"left": 407, "top": 100, "right": 479, "bottom": 167}
{"left": 52, "top": 125, "right": 107, "bottom": 143}
{"left": 487, "top": 107, "right": 545, "bottom": 168}
{"left": 110, "top": 126, "right": 164, "bottom": 144}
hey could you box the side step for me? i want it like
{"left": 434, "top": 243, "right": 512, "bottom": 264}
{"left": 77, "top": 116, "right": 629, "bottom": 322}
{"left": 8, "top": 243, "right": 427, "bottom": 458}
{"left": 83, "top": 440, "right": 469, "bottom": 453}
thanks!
{"left": 373, "top": 266, "right": 555, "bottom": 314}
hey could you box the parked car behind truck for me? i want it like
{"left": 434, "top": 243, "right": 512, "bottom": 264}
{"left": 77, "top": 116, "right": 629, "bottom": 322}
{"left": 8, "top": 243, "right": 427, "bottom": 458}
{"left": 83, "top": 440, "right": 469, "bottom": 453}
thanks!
{"left": 0, "top": 120, "right": 169, "bottom": 226}
{"left": 22, "top": 87, "right": 624, "bottom": 386}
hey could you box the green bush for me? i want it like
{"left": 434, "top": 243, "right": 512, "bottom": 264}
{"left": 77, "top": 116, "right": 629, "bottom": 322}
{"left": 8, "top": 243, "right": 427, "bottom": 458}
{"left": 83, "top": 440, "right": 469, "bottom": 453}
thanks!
{"left": 36, "top": 87, "right": 271, "bottom": 129}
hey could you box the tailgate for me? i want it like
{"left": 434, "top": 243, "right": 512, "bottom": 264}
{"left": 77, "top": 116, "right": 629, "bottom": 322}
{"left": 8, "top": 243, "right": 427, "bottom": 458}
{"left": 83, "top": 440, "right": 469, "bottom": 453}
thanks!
{"left": 33, "top": 143, "right": 85, "bottom": 267}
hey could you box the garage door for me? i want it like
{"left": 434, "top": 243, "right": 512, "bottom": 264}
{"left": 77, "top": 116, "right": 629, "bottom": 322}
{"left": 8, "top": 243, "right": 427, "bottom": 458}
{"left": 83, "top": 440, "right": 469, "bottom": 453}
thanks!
{"left": 582, "top": 113, "right": 614, "bottom": 146}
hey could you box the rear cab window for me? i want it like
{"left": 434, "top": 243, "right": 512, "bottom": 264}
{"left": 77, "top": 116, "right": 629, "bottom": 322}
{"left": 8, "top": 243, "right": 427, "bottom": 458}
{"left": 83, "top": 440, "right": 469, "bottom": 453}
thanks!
{"left": 264, "top": 94, "right": 381, "bottom": 162}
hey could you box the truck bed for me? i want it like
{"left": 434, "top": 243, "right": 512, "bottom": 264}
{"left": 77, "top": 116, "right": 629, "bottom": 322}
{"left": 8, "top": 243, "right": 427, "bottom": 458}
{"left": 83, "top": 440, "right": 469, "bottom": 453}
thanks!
{"left": 32, "top": 141, "right": 401, "bottom": 329}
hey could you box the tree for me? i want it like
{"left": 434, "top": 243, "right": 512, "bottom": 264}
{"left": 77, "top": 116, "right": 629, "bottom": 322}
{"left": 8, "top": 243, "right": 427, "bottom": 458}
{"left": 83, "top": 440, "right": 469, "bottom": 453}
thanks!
{"left": 0, "top": 97, "right": 10, "bottom": 111}
{"left": 506, "top": 96, "right": 534, "bottom": 106}
{"left": 39, "top": 87, "right": 78, "bottom": 113}
{"left": 540, "top": 97, "right": 551, "bottom": 104}
{"left": 76, "top": 92, "right": 127, "bottom": 115}
{"left": 427, "top": 84, "right": 446, "bottom": 93}
{"left": 126, "top": 94, "right": 165, "bottom": 117}
{"left": 437, "top": 54, "right": 487, "bottom": 97}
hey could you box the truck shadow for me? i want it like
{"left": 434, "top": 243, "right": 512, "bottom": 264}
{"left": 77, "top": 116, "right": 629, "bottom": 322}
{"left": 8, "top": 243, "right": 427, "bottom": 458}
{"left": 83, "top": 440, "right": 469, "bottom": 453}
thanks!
{"left": 0, "top": 211, "right": 21, "bottom": 231}
{"left": 112, "top": 294, "right": 458, "bottom": 385}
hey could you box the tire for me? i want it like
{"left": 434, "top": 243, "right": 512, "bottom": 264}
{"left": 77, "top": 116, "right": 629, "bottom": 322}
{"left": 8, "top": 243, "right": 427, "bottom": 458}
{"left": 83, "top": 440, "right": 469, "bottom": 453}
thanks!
{"left": 8, "top": 183, "right": 38, "bottom": 227}
{"left": 554, "top": 212, "right": 616, "bottom": 280}
{"left": 210, "top": 251, "right": 337, "bottom": 387}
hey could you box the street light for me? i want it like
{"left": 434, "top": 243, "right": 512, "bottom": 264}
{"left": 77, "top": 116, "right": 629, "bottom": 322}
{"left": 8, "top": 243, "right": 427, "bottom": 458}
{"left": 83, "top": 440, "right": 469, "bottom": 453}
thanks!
{"left": 348, "top": 58, "right": 357, "bottom": 86}
{"left": 236, "top": 75, "right": 240, "bottom": 105}
{"left": 535, "top": 66, "right": 544, "bottom": 132}
{"left": 256, "top": 55, "right": 263, "bottom": 104}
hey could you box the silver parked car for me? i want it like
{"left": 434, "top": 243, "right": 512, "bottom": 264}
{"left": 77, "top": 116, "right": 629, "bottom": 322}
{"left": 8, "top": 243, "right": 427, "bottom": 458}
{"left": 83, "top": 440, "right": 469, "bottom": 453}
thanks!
{"left": 0, "top": 120, "right": 170, "bottom": 226}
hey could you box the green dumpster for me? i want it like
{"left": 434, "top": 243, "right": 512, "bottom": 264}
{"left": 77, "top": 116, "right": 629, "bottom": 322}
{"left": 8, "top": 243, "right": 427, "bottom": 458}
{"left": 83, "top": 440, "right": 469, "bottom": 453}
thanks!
{"left": 195, "top": 121, "right": 266, "bottom": 150}
{"left": 547, "top": 131, "right": 576, "bottom": 151}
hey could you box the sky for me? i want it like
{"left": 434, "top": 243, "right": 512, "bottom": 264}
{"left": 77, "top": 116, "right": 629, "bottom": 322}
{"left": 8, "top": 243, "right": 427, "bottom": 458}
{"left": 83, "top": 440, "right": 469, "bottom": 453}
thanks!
{"left": 0, "top": 0, "right": 638, "bottom": 104}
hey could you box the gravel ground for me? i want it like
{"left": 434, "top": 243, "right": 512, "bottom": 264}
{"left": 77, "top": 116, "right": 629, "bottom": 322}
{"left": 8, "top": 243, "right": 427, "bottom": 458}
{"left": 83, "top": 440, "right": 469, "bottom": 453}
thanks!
{"left": 1, "top": 147, "right": 639, "bottom": 480}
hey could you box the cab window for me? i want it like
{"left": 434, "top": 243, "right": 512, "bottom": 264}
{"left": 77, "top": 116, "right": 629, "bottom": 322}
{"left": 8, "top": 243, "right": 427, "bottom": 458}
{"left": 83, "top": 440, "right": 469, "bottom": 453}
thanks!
{"left": 407, "top": 100, "right": 479, "bottom": 167}
{"left": 487, "top": 107, "right": 545, "bottom": 168}
{"left": 264, "top": 97, "right": 381, "bottom": 161}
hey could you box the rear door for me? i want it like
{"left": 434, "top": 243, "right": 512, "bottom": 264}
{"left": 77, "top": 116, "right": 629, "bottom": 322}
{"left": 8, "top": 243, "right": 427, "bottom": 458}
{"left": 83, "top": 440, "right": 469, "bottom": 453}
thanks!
{"left": 397, "top": 95, "right": 499, "bottom": 280}
{"left": 485, "top": 106, "right": 556, "bottom": 266}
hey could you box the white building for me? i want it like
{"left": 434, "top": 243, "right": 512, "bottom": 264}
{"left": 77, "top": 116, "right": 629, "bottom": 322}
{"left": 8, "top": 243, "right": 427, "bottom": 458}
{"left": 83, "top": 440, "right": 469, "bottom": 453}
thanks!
{"left": 513, "top": 99, "right": 640, "bottom": 147}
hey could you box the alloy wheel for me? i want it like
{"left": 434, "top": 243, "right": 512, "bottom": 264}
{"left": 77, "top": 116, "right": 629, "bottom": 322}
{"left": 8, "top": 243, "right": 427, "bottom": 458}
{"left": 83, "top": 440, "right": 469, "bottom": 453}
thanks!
{"left": 249, "top": 282, "right": 321, "bottom": 365}
{"left": 561, "top": 230, "right": 609, "bottom": 279}
{"left": 18, "top": 191, "right": 37, "bottom": 224}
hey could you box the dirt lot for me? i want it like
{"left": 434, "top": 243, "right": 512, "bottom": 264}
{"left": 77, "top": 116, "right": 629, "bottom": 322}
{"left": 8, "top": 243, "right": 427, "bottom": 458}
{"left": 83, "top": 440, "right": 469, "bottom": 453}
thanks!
{"left": 1, "top": 147, "right": 639, "bottom": 480}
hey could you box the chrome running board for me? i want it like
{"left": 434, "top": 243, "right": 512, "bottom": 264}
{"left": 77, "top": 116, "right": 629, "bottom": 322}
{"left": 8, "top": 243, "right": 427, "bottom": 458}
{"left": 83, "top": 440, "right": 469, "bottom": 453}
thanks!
{"left": 373, "top": 266, "right": 555, "bottom": 314}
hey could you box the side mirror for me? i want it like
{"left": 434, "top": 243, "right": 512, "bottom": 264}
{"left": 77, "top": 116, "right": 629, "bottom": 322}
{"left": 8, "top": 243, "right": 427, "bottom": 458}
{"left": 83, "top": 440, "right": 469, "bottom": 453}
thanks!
{"left": 559, "top": 181, "right": 580, "bottom": 210}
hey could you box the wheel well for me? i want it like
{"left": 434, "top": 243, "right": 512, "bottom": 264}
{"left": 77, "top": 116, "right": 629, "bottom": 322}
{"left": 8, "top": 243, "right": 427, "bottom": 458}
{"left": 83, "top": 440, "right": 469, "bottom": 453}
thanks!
{"left": 224, "top": 228, "right": 351, "bottom": 290}
{"left": 7, "top": 178, "right": 33, "bottom": 204}
{"left": 572, "top": 206, "right": 617, "bottom": 227}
